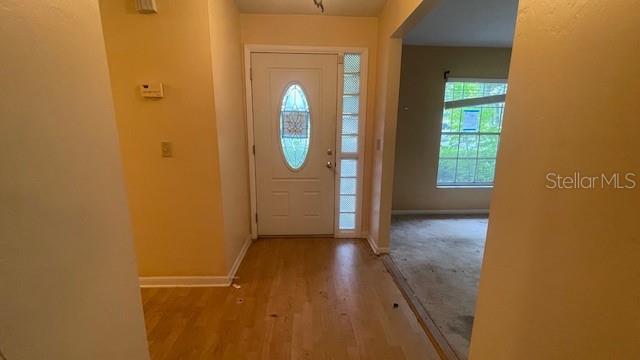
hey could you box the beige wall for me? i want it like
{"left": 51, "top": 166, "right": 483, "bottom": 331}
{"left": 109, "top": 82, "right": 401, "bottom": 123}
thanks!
{"left": 99, "top": 0, "right": 228, "bottom": 276}
{"left": 240, "top": 14, "right": 379, "bottom": 232}
{"left": 470, "top": 0, "right": 640, "bottom": 358}
{"left": 100, "top": 5, "right": 383, "bottom": 276}
{"left": 393, "top": 46, "right": 512, "bottom": 211}
{"left": 208, "top": 0, "right": 252, "bottom": 269}
{"left": 97, "top": 0, "right": 445, "bottom": 272}
{"left": 0, "top": 0, "right": 149, "bottom": 358}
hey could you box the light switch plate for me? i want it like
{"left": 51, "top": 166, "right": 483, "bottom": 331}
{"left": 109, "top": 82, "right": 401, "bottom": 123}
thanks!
{"left": 135, "top": 0, "right": 157, "bottom": 14}
{"left": 161, "top": 142, "right": 172, "bottom": 157}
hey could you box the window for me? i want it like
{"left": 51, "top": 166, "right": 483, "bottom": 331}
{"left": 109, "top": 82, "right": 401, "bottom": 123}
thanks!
{"left": 436, "top": 80, "right": 508, "bottom": 187}
{"left": 279, "top": 84, "right": 311, "bottom": 170}
{"left": 338, "top": 53, "right": 363, "bottom": 231}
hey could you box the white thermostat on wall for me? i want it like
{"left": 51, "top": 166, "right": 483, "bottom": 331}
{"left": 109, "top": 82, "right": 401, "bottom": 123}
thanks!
{"left": 140, "top": 83, "right": 164, "bottom": 98}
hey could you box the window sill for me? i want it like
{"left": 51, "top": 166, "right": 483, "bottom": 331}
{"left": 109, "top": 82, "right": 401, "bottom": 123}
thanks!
{"left": 436, "top": 185, "right": 494, "bottom": 189}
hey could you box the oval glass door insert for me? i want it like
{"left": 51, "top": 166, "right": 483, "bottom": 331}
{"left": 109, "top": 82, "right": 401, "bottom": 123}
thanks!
{"left": 279, "top": 84, "right": 311, "bottom": 170}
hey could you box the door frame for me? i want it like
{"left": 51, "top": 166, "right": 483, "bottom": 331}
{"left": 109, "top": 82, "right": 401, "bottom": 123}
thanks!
{"left": 244, "top": 45, "right": 369, "bottom": 239}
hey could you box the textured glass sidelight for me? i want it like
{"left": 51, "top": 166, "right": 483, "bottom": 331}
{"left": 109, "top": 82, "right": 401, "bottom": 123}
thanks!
{"left": 338, "top": 53, "right": 362, "bottom": 231}
{"left": 280, "top": 84, "right": 311, "bottom": 170}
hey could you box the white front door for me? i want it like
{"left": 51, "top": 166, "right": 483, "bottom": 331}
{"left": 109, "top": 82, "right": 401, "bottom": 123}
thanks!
{"left": 252, "top": 52, "right": 338, "bottom": 236}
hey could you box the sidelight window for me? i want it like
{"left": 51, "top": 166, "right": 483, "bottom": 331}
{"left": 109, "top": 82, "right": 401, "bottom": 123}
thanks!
{"left": 338, "top": 54, "right": 363, "bottom": 231}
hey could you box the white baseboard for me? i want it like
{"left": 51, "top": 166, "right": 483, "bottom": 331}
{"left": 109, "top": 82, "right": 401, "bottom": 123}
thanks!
{"left": 367, "top": 234, "right": 389, "bottom": 255}
{"left": 139, "top": 276, "right": 231, "bottom": 288}
{"left": 228, "top": 235, "right": 252, "bottom": 281}
{"left": 391, "top": 209, "right": 489, "bottom": 215}
{"left": 139, "top": 235, "right": 253, "bottom": 288}
{"left": 334, "top": 231, "right": 368, "bottom": 239}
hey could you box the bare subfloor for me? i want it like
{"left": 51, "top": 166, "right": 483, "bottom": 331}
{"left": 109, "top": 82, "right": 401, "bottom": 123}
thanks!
{"left": 390, "top": 215, "right": 488, "bottom": 359}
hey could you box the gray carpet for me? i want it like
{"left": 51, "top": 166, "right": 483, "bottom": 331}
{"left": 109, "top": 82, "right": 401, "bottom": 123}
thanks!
{"left": 390, "top": 215, "right": 488, "bottom": 359}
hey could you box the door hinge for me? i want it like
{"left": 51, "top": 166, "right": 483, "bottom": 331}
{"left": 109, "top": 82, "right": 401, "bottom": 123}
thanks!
{"left": 338, "top": 54, "right": 344, "bottom": 65}
{"left": 249, "top": 67, "right": 253, "bottom": 81}
{"left": 252, "top": 144, "right": 255, "bottom": 155}
{"left": 255, "top": 213, "right": 258, "bottom": 223}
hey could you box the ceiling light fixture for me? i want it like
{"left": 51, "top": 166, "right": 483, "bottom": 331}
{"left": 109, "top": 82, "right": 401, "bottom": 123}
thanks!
{"left": 313, "top": 0, "right": 325, "bottom": 13}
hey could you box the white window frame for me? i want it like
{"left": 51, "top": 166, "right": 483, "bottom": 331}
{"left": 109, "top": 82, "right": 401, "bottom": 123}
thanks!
{"left": 243, "top": 45, "right": 368, "bottom": 239}
{"left": 436, "top": 77, "right": 507, "bottom": 189}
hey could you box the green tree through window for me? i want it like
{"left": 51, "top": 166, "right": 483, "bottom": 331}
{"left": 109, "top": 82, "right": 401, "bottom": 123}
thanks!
{"left": 437, "top": 80, "right": 507, "bottom": 186}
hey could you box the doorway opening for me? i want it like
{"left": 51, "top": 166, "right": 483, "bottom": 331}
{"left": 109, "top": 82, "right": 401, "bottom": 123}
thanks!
{"left": 387, "top": 1, "right": 518, "bottom": 358}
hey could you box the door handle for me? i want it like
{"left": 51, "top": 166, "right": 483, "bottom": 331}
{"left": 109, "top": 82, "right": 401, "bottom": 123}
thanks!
{"left": 326, "top": 161, "right": 333, "bottom": 169}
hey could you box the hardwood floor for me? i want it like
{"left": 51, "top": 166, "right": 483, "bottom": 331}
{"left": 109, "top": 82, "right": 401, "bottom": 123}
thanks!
{"left": 141, "top": 238, "right": 440, "bottom": 360}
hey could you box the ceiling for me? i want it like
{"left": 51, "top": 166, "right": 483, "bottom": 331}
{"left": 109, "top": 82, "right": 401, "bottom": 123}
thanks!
{"left": 404, "top": 0, "right": 518, "bottom": 47}
{"left": 234, "top": 0, "right": 387, "bottom": 17}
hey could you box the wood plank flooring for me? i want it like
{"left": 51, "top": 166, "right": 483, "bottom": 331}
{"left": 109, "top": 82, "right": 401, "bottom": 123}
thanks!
{"left": 141, "top": 238, "right": 440, "bottom": 359}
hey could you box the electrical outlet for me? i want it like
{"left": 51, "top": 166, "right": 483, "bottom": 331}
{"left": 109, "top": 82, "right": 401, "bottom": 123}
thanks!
{"left": 161, "top": 142, "right": 172, "bottom": 157}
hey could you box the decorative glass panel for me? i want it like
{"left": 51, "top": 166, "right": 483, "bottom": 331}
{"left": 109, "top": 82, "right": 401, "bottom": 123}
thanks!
{"left": 344, "top": 54, "right": 361, "bottom": 73}
{"left": 340, "top": 178, "right": 357, "bottom": 195}
{"left": 343, "top": 95, "right": 359, "bottom": 114}
{"left": 340, "top": 159, "right": 357, "bottom": 177}
{"left": 341, "top": 135, "right": 358, "bottom": 153}
{"left": 340, "top": 195, "right": 356, "bottom": 212}
{"left": 342, "top": 115, "right": 358, "bottom": 135}
{"left": 339, "top": 213, "right": 356, "bottom": 230}
{"left": 343, "top": 74, "right": 360, "bottom": 95}
{"left": 279, "top": 84, "right": 310, "bottom": 170}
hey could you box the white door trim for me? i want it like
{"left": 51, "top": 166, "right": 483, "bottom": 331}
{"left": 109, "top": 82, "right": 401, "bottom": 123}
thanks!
{"left": 244, "top": 44, "right": 368, "bottom": 239}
